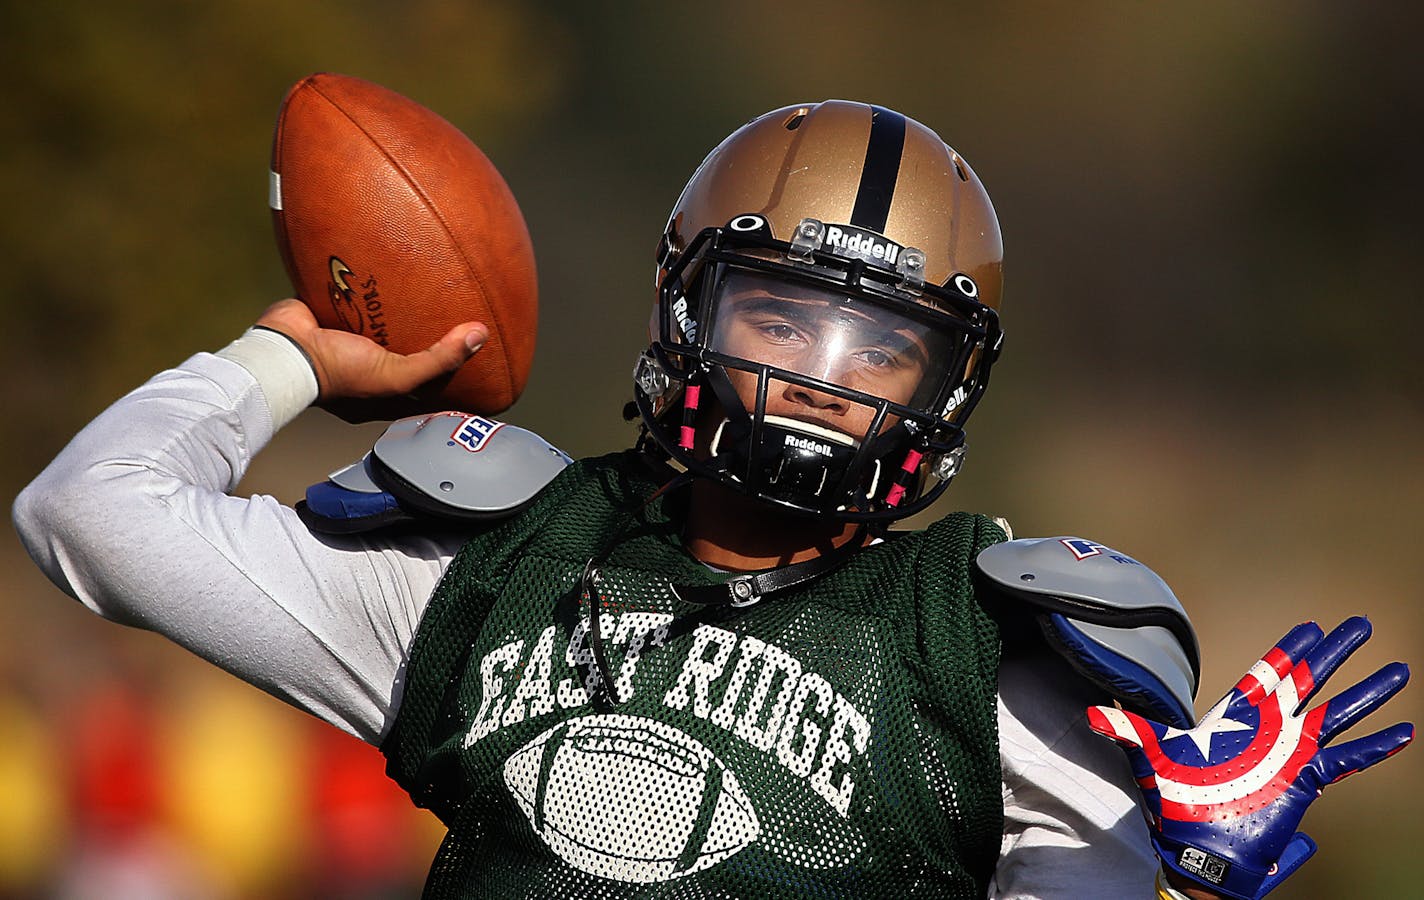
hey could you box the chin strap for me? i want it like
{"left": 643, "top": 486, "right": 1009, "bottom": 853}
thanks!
{"left": 581, "top": 522, "right": 867, "bottom": 706}
{"left": 670, "top": 534, "right": 864, "bottom": 608}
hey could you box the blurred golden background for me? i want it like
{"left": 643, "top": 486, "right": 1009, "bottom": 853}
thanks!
{"left": 2, "top": 2, "right": 1420, "bottom": 896}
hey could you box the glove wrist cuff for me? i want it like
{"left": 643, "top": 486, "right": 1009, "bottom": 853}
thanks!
{"left": 1152, "top": 834, "right": 1270, "bottom": 900}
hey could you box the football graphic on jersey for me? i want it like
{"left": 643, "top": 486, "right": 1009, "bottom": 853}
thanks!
{"left": 503, "top": 714, "right": 761, "bottom": 882}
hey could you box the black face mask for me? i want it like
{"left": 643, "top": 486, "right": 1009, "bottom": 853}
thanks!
{"left": 636, "top": 219, "right": 1002, "bottom": 523}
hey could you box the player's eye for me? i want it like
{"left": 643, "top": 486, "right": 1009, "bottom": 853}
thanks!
{"left": 853, "top": 342, "right": 918, "bottom": 372}
{"left": 860, "top": 348, "right": 895, "bottom": 368}
{"left": 760, "top": 322, "right": 803, "bottom": 343}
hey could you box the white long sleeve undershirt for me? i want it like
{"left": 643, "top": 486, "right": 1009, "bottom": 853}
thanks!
{"left": 11, "top": 332, "right": 1157, "bottom": 897}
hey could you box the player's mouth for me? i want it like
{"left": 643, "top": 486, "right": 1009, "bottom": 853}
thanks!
{"left": 763, "top": 415, "right": 859, "bottom": 449}
{"left": 708, "top": 414, "right": 860, "bottom": 459}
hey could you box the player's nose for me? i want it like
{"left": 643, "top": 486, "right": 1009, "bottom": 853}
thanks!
{"left": 781, "top": 380, "right": 848, "bottom": 415}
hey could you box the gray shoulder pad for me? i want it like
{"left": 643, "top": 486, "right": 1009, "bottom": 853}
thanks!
{"left": 977, "top": 537, "right": 1200, "bottom": 728}
{"left": 371, "top": 412, "right": 571, "bottom": 518}
{"left": 307, "top": 412, "right": 571, "bottom": 530}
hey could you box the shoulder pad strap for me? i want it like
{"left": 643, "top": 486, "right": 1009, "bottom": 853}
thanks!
{"left": 977, "top": 537, "right": 1200, "bottom": 729}
{"left": 297, "top": 412, "right": 571, "bottom": 534}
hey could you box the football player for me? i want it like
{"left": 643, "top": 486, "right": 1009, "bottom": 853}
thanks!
{"left": 15, "top": 101, "right": 1411, "bottom": 899}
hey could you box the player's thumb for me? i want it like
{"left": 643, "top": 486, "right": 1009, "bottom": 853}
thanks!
{"left": 443, "top": 322, "right": 489, "bottom": 359}
{"left": 456, "top": 322, "right": 490, "bottom": 355}
{"left": 389, "top": 322, "right": 489, "bottom": 390}
{"left": 1086, "top": 706, "right": 1148, "bottom": 750}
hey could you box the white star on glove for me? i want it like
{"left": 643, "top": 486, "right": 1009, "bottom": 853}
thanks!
{"left": 1162, "top": 695, "right": 1254, "bottom": 759}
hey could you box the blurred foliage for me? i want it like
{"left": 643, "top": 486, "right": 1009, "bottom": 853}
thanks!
{"left": 2, "top": 2, "right": 1421, "bottom": 487}
{"left": 0, "top": 0, "right": 569, "bottom": 493}
{"left": 2, "top": 2, "right": 1421, "bottom": 896}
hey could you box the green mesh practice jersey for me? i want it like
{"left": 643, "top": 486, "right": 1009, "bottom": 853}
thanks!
{"left": 383, "top": 451, "right": 1008, "bottom": 898}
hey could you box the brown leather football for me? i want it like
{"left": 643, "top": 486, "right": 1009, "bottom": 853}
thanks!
{"left": 270, "top": 72, "right": 536, "bottom": 415}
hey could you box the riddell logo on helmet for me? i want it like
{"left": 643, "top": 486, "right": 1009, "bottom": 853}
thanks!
{"left": 823, "top": 225, "right": 903, "bottom": 266}
{"left": 784, "top": 434, "right": 834, "bottom": 457}
{"left": 672, "top": 297, "right": 698, "bottom": 341}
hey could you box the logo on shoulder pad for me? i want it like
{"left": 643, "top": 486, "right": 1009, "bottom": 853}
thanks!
{"left": 1060, "top": 538, "right": 1141, "bottom": 565}
{"left": 450, "top": 415, "right": 504, "bottom": 452}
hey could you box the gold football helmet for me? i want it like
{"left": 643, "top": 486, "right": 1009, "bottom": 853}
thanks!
{"left": 633, "top": 101, "right": 1004, "bottom": 521}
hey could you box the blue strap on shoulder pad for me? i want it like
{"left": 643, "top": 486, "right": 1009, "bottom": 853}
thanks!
{"left": 299, "top": 472, "right": 409, "bottom": 534}
{"left": 977, "top": 537, "right": 1200, "bottom": 729}
{"left": 297, "top": 412, "right": 571, "bottom": 534}
{"left": 1040, "top": 613, "right": 1196, "bottom": 729}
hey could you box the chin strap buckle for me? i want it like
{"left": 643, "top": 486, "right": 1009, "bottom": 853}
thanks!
{"left": 931, "top": 445, "right": 967, "bottom": 482}
{"left": 674, "top": 531, "right": 865, "bottom": 610}
{"left": 726, "top": 576, "right": 763, "bottom": 607}
{"left": 634, "top": 352, "right": 672, "bottom": 399}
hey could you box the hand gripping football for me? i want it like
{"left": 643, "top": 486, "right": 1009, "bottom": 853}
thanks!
{"left": 269, "top": 72, "right": 537, "bottom": 414}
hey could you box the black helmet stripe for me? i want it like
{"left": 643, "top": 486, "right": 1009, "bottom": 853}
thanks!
{"left": 849, "top": 105, "right": 907, "bottom": 233}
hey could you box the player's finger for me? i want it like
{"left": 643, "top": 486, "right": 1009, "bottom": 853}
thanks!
{"left": 255, "top": 297, "right": 318, "bottom": 329}
{"left": 1234, "top": 621, "right": 1323, "bottom": 705}
{"left": 1293, "top": 616, "right": 1372, "bottom": 708}
{"left": 1316, "top": 662, "right": 1410, "bottom": 744}
{"left": 1301, "top": 721, "right": 1414, "bottom": 790}
{"left": 379, "top": 322, "right": 488, "bottom": 393}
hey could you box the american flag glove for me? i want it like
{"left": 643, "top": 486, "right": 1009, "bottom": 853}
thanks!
{"left": 1087, "top": 617, "right": 1412, "bottom": 900}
